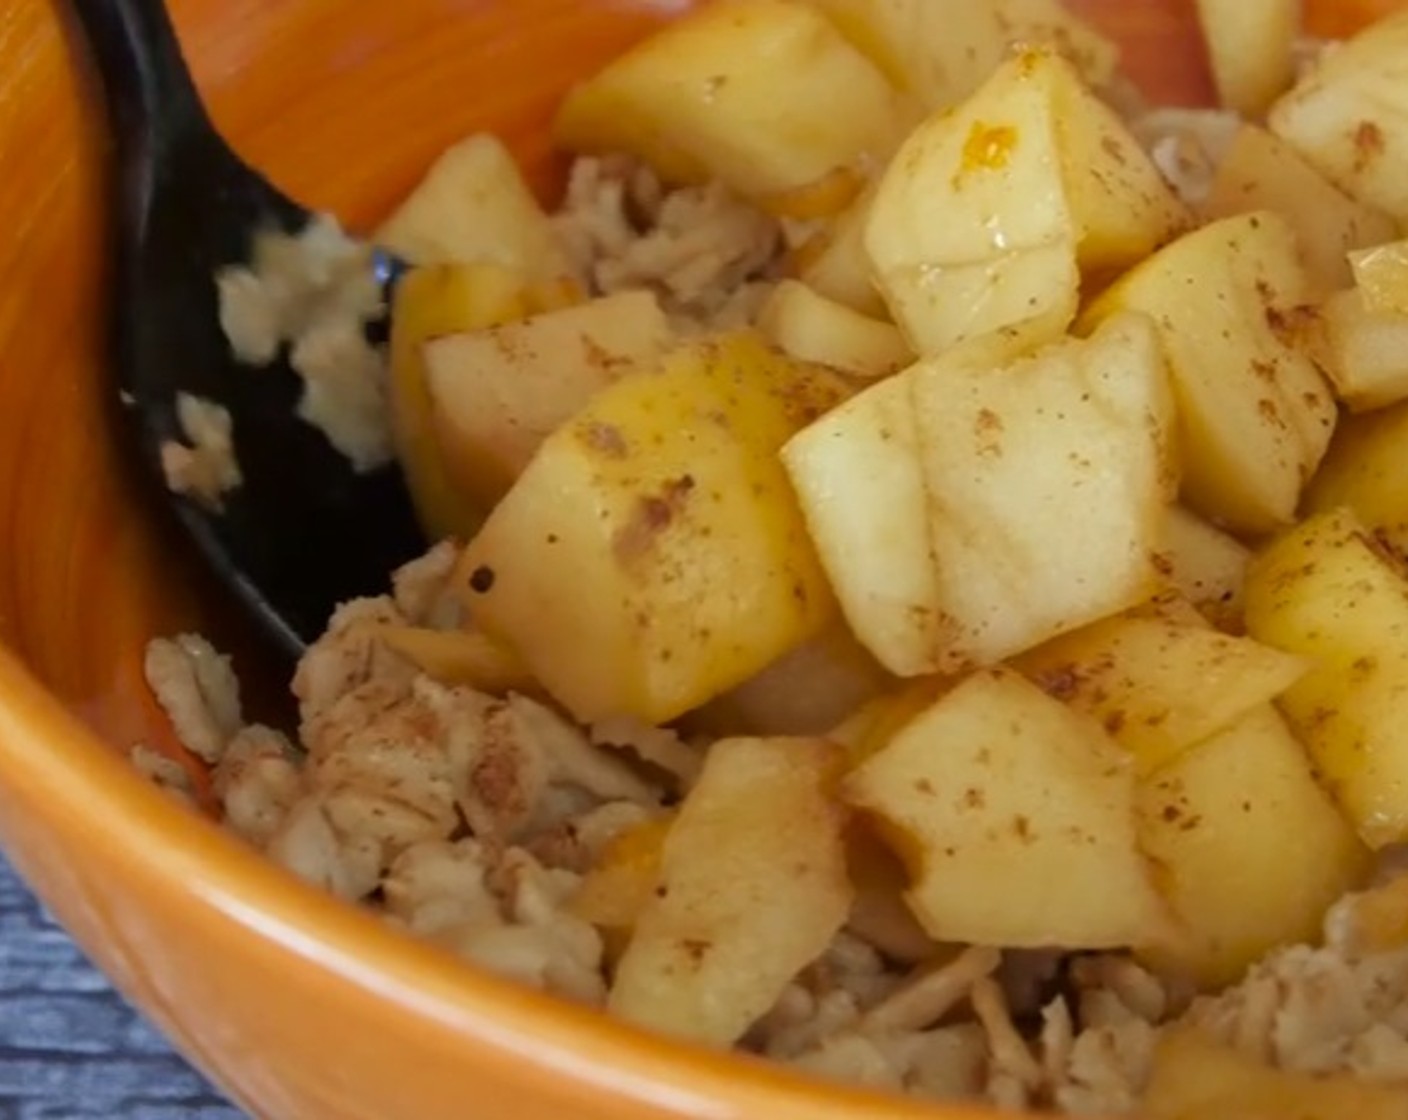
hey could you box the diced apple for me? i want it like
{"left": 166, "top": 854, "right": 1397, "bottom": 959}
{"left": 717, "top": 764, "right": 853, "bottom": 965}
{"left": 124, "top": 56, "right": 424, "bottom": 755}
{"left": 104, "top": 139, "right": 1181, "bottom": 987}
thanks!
{"left": 1351, "top": 238, "right": 1408, "bottom": 314}
{"left": 1204, "top": 125, "right": 1396, "bottom": 294}
{"left": 1196, "top": 0, "right": 1298, "bottom": 118}
{"left": 785, "top": 312, "right": 1175, "bottom": 676}
{"left": 1080, "top": 212, "right": 1337, "bottom": 534}
{"left": 1308, "top": 287, "right": 1408, "bottom": 412}
{"left": 388, "top": 262, "right": 535, "bottom": 541}
{"left": 865, "top": 48, "right": 1188, "bottom": 358}
{"left": 792, "top": 183, "right": 889, "bottom": 318}
{"left": 781, "top": 375, "right": 937, "bottom": 676}
{"left": 1015, "top": 611, "right": 1306, "bottom": 777}
{"left": 757, "top": 280, "right": 912, "bottom": 380}
{"left": 1269, "top": 11, "right": 1408, "bottom": 225}
{"left": 1325, "top": 875, "right": 1408, "bottom": 957}
{"left": 423, "top": 291, "right": 672, "bottom": 510}
{"left": 845, "top": 668, "right": 1171, "bottom": 949}
{"left": 906, "top": 313, "right": 1177, "bottom": 670}
{"left": 610, "top": 736, "right": 851, "bottom": 1046}
{"left": 569, "top": 814, "right": 672, "bottom": 943}
{"left": 829, "top": 677, "right": 954, "bottom": 766}
{"left": 1244, "top": 507, "right": 1408, "bottom": 847}
{"left": 459, "top": 334, "right": 850, "bottom": 724}
{"left": 553, "top": 0, "right": 907, "bottom": 208}
{"left": 376, "top": 134, "right": 571, "bottom": 280}
{"left": 1145, "top": 1028, "right": 1407, "bottom": 1120}
{"left": 692, "top": 624, "right": 893, "bottom": 738}
{"left": 803, "top": 0, "right": 1118, "bottom": 110}
{"left": 845, "top": 822, "right": 943, "bottom": 962}
{"left": 1136, "top": 705, "right": 1369, "bottom": 988}
{"left": 1156, "top": 507, "right": 1251, "bottom": 629}
{"left": 1305, "top": 401, "right": 1408, "bottom": 556}
{"left": 375, "top": 625, "right": 538, "bottom": 696}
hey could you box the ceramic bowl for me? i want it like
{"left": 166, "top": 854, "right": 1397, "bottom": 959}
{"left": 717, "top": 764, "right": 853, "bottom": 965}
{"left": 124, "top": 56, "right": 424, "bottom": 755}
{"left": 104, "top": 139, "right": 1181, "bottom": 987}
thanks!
{"left": 0, "top": 0, "right": 1391, "bottom": 1116}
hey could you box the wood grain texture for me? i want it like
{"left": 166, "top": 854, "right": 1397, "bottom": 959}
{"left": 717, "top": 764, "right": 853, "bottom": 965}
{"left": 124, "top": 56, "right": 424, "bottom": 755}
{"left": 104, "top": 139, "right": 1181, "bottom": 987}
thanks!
{"left": 0, "top": 857, "right": 241, "bottom": 1120}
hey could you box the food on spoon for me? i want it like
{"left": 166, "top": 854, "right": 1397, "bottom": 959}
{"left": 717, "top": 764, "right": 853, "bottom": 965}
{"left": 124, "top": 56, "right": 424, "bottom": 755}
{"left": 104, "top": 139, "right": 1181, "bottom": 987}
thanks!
{"left": 1079, "top": 211, "right": 1336, "bottom": 534}
{"left": 784, "top": 312, "right": 1175, "bottom": 676}
{"left": 864, "top": 48, "right": 1188, "bottom": 359}
{"left": 159, "top": 393, "right": 242, "bottom": 512}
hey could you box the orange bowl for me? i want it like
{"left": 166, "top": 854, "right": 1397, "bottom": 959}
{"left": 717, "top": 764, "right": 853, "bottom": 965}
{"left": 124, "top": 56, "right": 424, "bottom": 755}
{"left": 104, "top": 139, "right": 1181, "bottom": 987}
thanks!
{"left": 0, "top": 0, "right": 1397, "bottom": 1117}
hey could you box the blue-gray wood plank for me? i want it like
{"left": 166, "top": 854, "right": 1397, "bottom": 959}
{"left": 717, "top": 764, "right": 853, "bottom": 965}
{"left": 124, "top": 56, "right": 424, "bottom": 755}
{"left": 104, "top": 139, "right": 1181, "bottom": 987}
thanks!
{"left": 0, "top": 853, "right": 244, "bottom": 1119}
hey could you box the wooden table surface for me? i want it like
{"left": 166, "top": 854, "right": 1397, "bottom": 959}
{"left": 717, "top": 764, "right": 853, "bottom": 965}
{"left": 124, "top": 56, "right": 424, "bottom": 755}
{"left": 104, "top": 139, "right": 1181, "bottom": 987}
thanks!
{"left": 0, "top": 853, "right": 243, "bottom": 1120}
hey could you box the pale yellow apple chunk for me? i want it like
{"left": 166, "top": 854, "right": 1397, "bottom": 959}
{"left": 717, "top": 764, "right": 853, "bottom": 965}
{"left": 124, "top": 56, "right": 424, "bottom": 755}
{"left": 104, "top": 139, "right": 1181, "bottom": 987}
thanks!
{"left": 1205, "top": 125, "right": 1396, "bottom": 294}
{"left": 802, "top": 0, "right": 1117, "bottom": 110}
{"left": 1156, "top": 507, "right": 1250, "bottom": 628}
{"left": 757, "top": 280, "right": 912, "bottom": 380}
{"left": 423, "top": 291, "right": 672, "bottom": 510}
{"left": 845, "top": 668, "right": 1171, "bottom": 949}
{"left": 609, "top": 736, "right": 851, "bottom": 1047}
{"left": 692, "top": 624, "right": 893, "bottom": 738}
{"left": 1305, "top": 401, "right": 1408, "bottom": 556}
{"left": 785, "top": 312, "right": 1175, "bottom": 676}
{"left": 1269, "top": 12, "right": 1408, "bottom": 225}
{"left": 864, "top": 49, "right": 1187, "bottom": 358}
{"left": 388, "top": 262, "right": 534, "bottom": 541}
{"left": 1136, "top": 705, "right": 1368, "bottom": 989}
{"left": 793, "top": 182, "right": 888, "bottom": 318}
{"left": 458, "top": 334, "right": 850, "bottom": 724}
{"left": 1351, "top": 239, "right": 1408, "bottom": 314}
{"left": 1145, "top": 1028, "right": 1408, "bottom": 1120}
{"left": 1310, "top": 288, "right": 1408, "bottom": 412}
{"left": 553, "top": 0, "right": 907, "bottom": 208}
{"left": 376, "top": 134, "right": 571, "bottom": 281}
{"left": 907, "top": 311, "right": 1177, "bottom": 672}
{"left": 781, "top": 375, "right": 941, "bottom": 677}
{"left": 1014, "top": 611, "right": 1306, "bottom": 778}
{"left": 1244, "top": 507, "right": 1408, "bottom": 847}
{"left": 1080, "top": 211, "right": 1337, "bottom": 534}
{"left": 1195, "top": 0, "right": 1298, "bottom": 118}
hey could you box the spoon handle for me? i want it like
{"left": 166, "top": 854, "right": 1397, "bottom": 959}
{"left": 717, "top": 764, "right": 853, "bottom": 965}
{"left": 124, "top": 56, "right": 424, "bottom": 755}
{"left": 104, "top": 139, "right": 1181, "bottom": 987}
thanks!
{"left": 66, "top": 0, "right": 210, "bottom": 160}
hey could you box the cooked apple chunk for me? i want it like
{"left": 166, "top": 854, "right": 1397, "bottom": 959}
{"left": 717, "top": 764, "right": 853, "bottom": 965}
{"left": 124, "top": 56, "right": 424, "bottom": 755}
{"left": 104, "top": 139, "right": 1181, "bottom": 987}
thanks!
{"left": 784, "top": 312, "right": 1175, "bottom": 676}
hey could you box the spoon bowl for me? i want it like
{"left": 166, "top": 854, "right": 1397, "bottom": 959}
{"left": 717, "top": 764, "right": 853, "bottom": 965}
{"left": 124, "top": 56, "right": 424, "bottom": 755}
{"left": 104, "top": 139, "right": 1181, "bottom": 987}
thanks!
{"left": 76, "top": 0, "right": 425, "bottom": 658}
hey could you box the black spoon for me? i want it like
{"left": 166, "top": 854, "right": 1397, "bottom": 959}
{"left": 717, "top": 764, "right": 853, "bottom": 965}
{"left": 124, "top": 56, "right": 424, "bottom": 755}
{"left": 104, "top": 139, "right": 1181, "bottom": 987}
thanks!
{"left": 69, "top": 0, "right": 427, "bottom": 659}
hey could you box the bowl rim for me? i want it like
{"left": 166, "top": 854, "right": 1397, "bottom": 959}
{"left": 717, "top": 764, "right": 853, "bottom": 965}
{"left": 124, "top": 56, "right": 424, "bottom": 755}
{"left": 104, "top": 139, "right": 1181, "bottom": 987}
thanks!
{"left": 0, "top": 644, "right": 999, "bottom": 1120}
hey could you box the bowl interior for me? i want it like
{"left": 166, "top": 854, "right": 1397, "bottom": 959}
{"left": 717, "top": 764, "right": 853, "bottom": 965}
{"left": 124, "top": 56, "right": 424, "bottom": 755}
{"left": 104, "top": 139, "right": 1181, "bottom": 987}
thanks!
{"left": 0, "top": 0, "right": 1399, "bottom": 1118}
